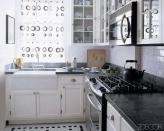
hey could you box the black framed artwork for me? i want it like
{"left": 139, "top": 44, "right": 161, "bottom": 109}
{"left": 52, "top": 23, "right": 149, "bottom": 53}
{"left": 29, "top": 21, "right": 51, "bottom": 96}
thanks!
{"left": 6, "top": 15, "right": 15, "bottom": 44}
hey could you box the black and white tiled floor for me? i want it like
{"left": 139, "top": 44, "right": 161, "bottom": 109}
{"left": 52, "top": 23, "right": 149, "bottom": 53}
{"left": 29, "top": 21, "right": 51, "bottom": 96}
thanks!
{"left": 5, "top": 123, "right": 87, "bottom": 131}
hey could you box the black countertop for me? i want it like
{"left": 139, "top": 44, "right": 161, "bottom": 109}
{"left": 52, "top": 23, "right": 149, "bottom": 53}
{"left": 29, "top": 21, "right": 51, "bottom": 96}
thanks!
{"left": 105, "top": 93, "right": 164, "bottom": 131}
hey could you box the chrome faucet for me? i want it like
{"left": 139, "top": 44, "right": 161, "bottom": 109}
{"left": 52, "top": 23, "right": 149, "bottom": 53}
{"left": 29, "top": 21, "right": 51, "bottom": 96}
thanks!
{"left": 35, "top": 49, "right": 39, "bottom": 65}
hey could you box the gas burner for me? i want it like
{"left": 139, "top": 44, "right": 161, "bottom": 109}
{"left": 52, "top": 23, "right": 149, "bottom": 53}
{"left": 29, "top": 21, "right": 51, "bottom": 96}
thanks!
{"left": 97, "top": 76, "right": 161, "bottom": 94}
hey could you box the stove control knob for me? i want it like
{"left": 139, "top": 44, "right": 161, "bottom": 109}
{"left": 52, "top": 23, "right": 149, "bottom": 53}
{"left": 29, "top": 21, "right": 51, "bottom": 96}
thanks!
{"left": 99, "top": 87, "right": 106, "bottom": 92}
{"left": 90, "top": 78, "right": 97, "bottom": 84}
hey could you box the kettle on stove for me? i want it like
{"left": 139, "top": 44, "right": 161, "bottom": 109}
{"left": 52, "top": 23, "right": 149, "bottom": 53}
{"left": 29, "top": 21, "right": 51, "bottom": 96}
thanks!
{"left": 123, "top": 60, "right": 145, "bottom": 81}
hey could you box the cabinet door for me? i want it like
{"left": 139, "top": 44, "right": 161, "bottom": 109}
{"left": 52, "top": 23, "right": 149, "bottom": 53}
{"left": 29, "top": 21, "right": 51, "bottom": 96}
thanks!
{"left": 10, "top": 91, "right": 36, "bottom": 120}
{"left": 107, "top": 119, "right": 117, "bottom": 131}
{"left": 62, "top": 84, "right": 84, "bottom": 118}
{"left": 107, "top": 102, "right": 121, "bottom": 131}
{"left": 121, "top": 118, "right": 134, "bottom": 131}
{"left": 37, "top": 91, "right": 61, "bottom": 119}
{"left": 140, "top": 0, "right": 162, "bottom": 44}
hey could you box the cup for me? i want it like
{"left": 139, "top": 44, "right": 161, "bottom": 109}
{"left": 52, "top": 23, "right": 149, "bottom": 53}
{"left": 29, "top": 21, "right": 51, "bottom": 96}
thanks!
{"left": 13, "top": 58, "right": 22, "bottom": 69}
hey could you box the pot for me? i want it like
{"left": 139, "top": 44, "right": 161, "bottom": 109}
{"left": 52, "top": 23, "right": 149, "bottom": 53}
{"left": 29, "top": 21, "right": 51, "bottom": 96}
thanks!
{"left": 123, "top": 60, "right": 145, "bottom": 81}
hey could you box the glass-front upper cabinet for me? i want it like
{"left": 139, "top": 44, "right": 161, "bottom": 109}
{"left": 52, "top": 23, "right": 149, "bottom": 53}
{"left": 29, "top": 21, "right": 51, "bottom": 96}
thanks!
{"left": 73, "top": 0, "right": 94, "bottom": 44}
{"left": 140, "top": 0, "right": 164, "bottom": 44}
{"left": 96, "top": 0, "right": 110, "bottom": 44}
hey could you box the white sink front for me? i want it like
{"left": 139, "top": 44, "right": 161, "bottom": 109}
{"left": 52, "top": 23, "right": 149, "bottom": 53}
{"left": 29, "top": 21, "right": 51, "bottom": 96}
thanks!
{"left": 14, "top": 71, "right": 56, "bottom": 75}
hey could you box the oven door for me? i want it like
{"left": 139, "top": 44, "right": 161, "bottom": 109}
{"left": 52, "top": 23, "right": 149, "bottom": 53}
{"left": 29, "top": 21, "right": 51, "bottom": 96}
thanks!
{"left": 87, "top": 92, "right": 102, "bottom": 131}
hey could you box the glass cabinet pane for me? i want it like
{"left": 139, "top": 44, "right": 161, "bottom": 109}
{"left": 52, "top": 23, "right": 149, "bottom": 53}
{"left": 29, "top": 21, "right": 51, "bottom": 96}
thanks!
{"left": 142, "top": 0, "right": 160, "bottom": 40}
{"left": 73, "top": 0, "right": 94, "bottom": 43}
{"left": 150, "top": 0, "right": 159, "bottom": 39}
{"left": 74, "top": 7, "right": 83, "bottom": 18}
{"left": 74, "top": 0, "right": 83, "bottom": 5}
{"left": 74, "top": 32, "right": 83, "bottom": 43}
{"left": 84, "top": 20, "right": 93, "bottom": 31}
{"left": 84, "top": 7, "right": 93, "bottom": 19}
{"left": 84, "top": 32, "right": 93, "bottom": 43}
{"left": 84, "top": 0, "right": 93, "bottom": 6}
{"left": 74, "top": 20, "right": 83, "bottom": 32}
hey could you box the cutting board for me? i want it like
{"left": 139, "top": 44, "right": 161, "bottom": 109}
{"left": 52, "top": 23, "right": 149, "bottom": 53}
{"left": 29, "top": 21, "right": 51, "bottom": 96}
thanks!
{"left": 87, "top": 49, "right": 106, "bottom": 68}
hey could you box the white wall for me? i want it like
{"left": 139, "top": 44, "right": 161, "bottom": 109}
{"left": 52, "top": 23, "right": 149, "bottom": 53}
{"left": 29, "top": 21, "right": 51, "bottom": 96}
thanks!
{"left": 0, "top": 0, "right": 15, "bottom": 130}
{"left": 141, "top": 46, "right": 164, "bottom": 78}
{"left": 107, "top": 45, "right": 164, "bottom": 78}
{"left": 107, "top": 46, "right": 137, "bottom": 66}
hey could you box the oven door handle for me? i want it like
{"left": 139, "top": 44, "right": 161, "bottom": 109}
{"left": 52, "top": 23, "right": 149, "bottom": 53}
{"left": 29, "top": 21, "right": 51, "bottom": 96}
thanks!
{"left": 87, "top": 93, "right": 101, "bottom": 112}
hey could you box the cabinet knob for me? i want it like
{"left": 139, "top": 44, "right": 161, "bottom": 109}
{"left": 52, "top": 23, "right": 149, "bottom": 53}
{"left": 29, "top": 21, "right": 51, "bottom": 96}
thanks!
{"left": 110, "top": 115, "right": 114, "bottom": 121}
{"left": 71, "top": 78, "right": 76, "bottom": 82}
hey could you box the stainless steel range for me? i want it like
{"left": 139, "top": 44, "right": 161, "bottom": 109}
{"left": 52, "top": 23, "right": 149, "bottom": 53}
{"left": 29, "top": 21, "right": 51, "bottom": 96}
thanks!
{"left": 86, "top": 74, "right": 162, "bottom": 131}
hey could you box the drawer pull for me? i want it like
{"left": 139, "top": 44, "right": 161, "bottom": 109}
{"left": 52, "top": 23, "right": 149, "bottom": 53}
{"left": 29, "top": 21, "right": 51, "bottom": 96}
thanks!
{"left": 110, "top": 115, "right": 114, "bottom": 121}
{"left": 71, "top": 79, "right": 76, "bottom": 82}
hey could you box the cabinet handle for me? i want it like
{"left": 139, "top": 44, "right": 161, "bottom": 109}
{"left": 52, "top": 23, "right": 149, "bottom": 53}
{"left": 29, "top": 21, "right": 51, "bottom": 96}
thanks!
{"left": 71, "top": 78, "right": 76, "bottom": 82}
{"left": 110, "top": 115, "right": 114, "bottom": 121}
{"left": 33, "top": 92, "right": 39, "bottom": 95}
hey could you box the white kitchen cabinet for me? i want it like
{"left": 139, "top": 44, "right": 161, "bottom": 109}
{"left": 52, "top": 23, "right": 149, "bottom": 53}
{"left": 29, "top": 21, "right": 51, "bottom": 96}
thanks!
{"left": 10, "top": 91, "right": 36, "bottom": 120}
{"left": 5, "top": 74, "right": 60, "bottom": 122}
{"left": 37, "top": 91, "right": 61, "bottom": 119}
{"left": 138, "top": 0, "right": 164, "bottom": 44}
{"left": 6, "top": 74, "right": 85, "bottom": 123}
{"left": 121, "top": 117, "right": 135, "bottom": 131}
{"left": 73, "top": 0, "right": 94, "bottom": 44}
{"left": 59, "top": 74, "right": 85, "bottom": 119}
{"left": 61, "top": 84, "right": 84, "bottom": 118}
{"left": 107, "top": 102, "right": 121, "bottom": 131}
{"left": 107, "top": 102, "right": 134, "bottom": 131}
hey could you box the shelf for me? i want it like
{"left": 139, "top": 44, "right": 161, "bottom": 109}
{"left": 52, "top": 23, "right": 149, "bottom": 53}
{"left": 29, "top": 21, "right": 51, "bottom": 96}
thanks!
{"left": 84, "top": 5, "right": 93, "bottom": 7}
{"left": 84, "top": 31, "right": 93, "bottom": 32}
{"left": 74, "top": 5, "right": 93, "bottom": 7}
{"left": 84, "top": 18, "right": 93, "bottom": 20}
{"left": 74, "top": 18, "right": 93, "bottom": 20}
{"left": 74, "top": 31, "right": 93, "bottom": 33}
{"left": 74, "top": 18, "right": 84, "bottom": 20}
{"left": 74, "top": 31, "right": 84, "bottom": 32}
{"left": 74, "top": 5, "right": 84, "bottom": 7}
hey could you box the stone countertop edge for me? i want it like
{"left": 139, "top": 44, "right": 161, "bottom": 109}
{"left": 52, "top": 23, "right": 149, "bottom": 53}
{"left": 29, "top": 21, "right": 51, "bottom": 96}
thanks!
{"left": 105, "top": 94, "right": 140, "bottom": 131}
{"left": 5, "top": 69, "right": 85, "bottom": 75}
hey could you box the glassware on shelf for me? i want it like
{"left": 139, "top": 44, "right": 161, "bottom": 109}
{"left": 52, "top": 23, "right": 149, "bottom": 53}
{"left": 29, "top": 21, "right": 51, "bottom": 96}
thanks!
{"left": 84, "top": 0, "right": 93, "bottom": 6}
{"left": 74, "top": 0, "right": 83, "bottom": 5}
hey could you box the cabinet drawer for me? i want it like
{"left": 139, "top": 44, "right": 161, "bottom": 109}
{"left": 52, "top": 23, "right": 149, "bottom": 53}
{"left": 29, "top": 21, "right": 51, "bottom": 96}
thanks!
{"left": 107, "top": 102, "right": 121, "bottom": 131}
{"left": 60, "top": 75, "right": 84, "bottom": 84}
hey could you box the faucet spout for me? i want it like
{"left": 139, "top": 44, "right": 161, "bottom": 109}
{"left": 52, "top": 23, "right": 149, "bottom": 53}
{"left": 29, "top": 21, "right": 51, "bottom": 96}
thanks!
{"left": 36, "top": 53, "right": 39, "bottom": 64}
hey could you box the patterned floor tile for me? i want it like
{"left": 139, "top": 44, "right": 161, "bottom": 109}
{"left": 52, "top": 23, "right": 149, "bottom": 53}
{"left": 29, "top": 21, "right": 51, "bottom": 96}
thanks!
{"left": 5, "top": 123, "right": 87, "bottom": 131}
